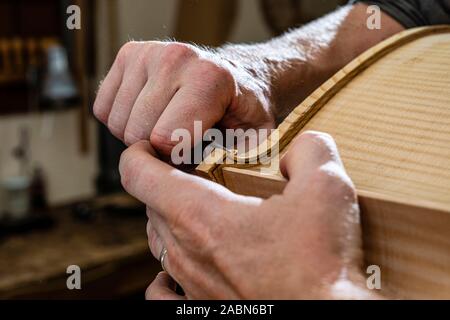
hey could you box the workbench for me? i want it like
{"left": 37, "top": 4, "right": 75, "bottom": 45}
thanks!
{"left": 0, "top": 200, "right": 159, "bottom": 299}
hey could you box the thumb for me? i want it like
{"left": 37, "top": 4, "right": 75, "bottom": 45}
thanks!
{"left": 146, "top": 272, "right": 186, "bottom": 300}
{"left": 280, "top": 131, "right": 345, "bottom": 192}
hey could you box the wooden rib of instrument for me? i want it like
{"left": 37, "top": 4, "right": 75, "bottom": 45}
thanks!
{"left": 197, "top": 26, "right": 450, "bottom": 299}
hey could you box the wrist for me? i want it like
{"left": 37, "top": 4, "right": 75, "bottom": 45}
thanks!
{"left": 217, "top": 43, "right": 310, "bottom": 125}
{"left": 216, "top": 45, "right": 277, "bottom": 126}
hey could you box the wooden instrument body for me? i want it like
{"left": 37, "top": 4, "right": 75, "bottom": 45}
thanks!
{"left": 197, "top": 27, "right": 450, "bottom": 299}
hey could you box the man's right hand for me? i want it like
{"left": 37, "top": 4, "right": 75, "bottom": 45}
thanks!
{"left": 93, "top": 41, "right": 275, "bottom": 156}
{"left": 93, "top": 4, "right": 405, "bottom": 157}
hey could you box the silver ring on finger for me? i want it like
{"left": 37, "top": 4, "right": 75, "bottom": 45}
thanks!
{"left": 159, "top": 247, "right": 168, "bottom": 272}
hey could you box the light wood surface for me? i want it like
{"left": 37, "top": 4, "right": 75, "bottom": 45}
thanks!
{"left": 197, "top": 26, "right": 450, "bottom": 299}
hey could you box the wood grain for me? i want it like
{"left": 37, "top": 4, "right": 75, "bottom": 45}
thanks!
{"left": 197, "top": 26, "right": 450, "bottom": 299}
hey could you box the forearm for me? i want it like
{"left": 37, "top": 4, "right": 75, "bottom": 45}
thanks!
{"left": 218, "top": 4, "right": 404, "bottom": 123}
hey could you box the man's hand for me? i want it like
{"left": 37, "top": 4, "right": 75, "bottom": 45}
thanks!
{"left": 119, "top": 131, "right": 377, "bottom": 300}
{"left": 93, "top": 4, "right": 404, "bottom": 157}
{"left": 93, "top": 41, "right": 275, "bottom": 156}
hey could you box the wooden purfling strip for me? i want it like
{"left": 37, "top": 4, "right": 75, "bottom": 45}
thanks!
{"left": 196, "top": 26, "right": 450, "bottom": 182}
{"left": 196, "top": 26, "right": 450, "bottom": 298}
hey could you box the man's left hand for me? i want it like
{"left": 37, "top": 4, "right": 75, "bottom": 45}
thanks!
{"left": 119, "top": 132, "right": 368, "bottom": 300}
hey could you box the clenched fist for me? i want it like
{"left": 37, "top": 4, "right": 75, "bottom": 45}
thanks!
{"left": 93, "top": 41, "right": 275, "bottom": 156}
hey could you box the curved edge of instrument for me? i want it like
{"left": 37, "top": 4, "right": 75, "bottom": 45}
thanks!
{"left": 196, "top": 25, "right": 450, "bottom": 182}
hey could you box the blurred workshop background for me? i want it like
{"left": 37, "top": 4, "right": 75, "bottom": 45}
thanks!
{"left": 0, "top": 0, "right": 342, "bottom": 299}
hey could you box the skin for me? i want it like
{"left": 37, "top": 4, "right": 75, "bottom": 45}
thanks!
{"left": 120, "top": 132, "right": 380, "bottom": 299}
{"left": 93, "top": 4, "right": 404, "bottom": 153}
{"left": 94, "top": 4, "right": 405, "bottom": 299}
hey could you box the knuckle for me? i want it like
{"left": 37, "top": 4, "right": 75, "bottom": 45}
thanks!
{"left": 107, "top": 104, "right": 131, "bottom": 139}
{"left": 195, "top": 60, "right": 235, "bottom": 92}
{"left": 124, "top": 128, "right": 143, "bottom": 146}
{"left": 115, "top": 85, "right": 136, "bottom": 106}
{"left": 119, "top": 148, "right": 145, "bottom": 191}
{"left": 93, "top": 101, "right": 107, "bottom": 123}
{"left": 150, "top": 130, "right": 178, "bottom": 156}
{"left": 297, "top": 131, "right": 333, "bottom": 150}
{"left": 311, "top": 163, "right": 356, "bottom": 199}
{"left": 311, "top": 165, "right": 336, "bottom": 188}
{"left": 160, "top": 43, "right": 196, "bottom": 72}
{"left": 93, "top": 83, "right": 110, "bottom": 123}
{"left": 136, "top": 93, "right": 164, "bottom": 121}
{"left": 107, "top": 116, "right": 124, "bottom": 140}
{"left": 136, "top": 44, "right": 153, "bottom": 66}
{"left": 116, "top": 41, "right": 137, "bottom": 65}
{"left": 295, "top": 130, "right": 338, "bottom": 160}
{"left": 124, "top": 101, "right": 161, "bottom": 146}
{"left": 203, "top": 60, "right": 232, "bottom": 80}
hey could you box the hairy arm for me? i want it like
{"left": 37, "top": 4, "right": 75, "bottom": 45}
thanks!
{"left": 93, "top": 3, "right": 404, "bottom": 155}
{"left": 217, "top": 3, "right": 405, "bottom": 123}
